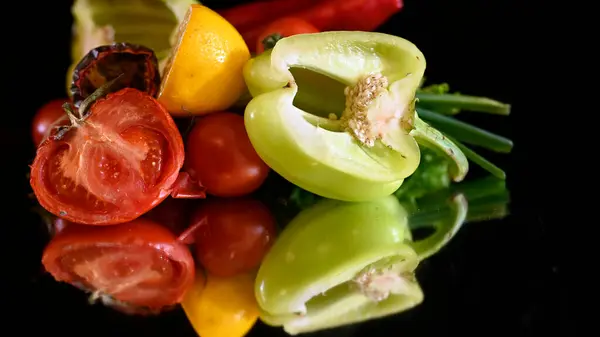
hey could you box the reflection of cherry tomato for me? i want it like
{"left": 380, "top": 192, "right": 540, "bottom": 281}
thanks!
{"left": 30, "top": 88, "right": 185, "bottom": 225}
{"left": 185, "top": 112, "right": 269, "bottom": 197}
{"left": 143, "top": 197, "right": 192, "bottom": 235}
{"left": 183, "top": 272, "right": 258, "bottom": 337}
{"left": 31, "top": 99, "right": 70, "bottom": 146}
{"left": 256, "top": 17, "right": 319, "bottom": 53}
{"left": 42, "top": 218, "right": 195, "bottom": 309}
{"left": 53, "top": 217, "right": 72, "bottom": 235}
{"left": 191, "top": 198, "right": 276, "bottom": 277}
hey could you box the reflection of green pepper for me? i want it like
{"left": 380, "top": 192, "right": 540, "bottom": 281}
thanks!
{"left": 243, "top": 32, "right": 467, "bottom": 202}
{"left": 408, "top": 194, "right": 468, "bottom": 260}
{"left": 255, "top": 196, "right": 422, "bottom": 335}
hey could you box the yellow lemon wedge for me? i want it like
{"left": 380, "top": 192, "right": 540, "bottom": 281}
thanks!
{"left": 157, "top": 4, "right": 251, "bottom": 116}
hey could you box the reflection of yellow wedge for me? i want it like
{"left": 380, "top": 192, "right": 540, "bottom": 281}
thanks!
{"left": 66, "top": 0, "right": 196, "bottom": 96}
{"left": 182, "top": 273, "right": 259, "bottom": 337}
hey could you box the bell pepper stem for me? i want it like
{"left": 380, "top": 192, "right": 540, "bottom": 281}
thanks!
{"left": 410, "top": 193, "right": 468, "bottom": 260}
{"left": 410, "top": 116, "right": 468, "bottom": 182}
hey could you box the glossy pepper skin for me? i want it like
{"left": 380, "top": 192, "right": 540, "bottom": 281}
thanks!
{"left": 217, "top": 0, "right": 321, "bottom": 32}
{"left": 244, "top": 32, "right": 467, "bottom": 202}
{"left": 228, "top": 0, "right": 404, "bottom": 52}
{"left": 255, "top": 195, "right": 423, "bottom": 335}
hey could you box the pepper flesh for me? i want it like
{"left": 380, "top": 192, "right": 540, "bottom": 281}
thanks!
{"left": 255, "top": 195, "right": 422, "bottom": 334}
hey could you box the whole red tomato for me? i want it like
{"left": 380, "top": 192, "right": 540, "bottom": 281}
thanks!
{"left": 31, "top": 99, "right": 70, "bottom": 146}
{"left": 42, "top": 218, "right": 195, "bottom": 309}
{"left": 185, "top": 112, "right": 269, "bottom": 197}
{"left": 30, "top": 88, "right": 185, "bottom": 225}
{"left": 190, "top": 198, "right": 276, "bottom": 277}
{"left": 256, "top": 17, "right": 319, "bottom": 53}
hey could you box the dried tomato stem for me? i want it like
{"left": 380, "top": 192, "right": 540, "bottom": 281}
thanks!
{"left": 78, "top": 73, "right": 125, "bottom": 116}
{"left": 62, "top": 102, "right": 83, "bottom": 125}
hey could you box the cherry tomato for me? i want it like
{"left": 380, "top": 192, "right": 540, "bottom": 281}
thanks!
{"left": 185, "top": 112, "right": 269, "bottom": 197}
{"left": 182, "top": 272, "right": 258, "bottom": 337}
{"left": 256, "top": 17, "right": 319, "bottom": 53}
{"left": 42, "top": 218, "right": 195, "bottom": 309}
{"left": 30, "top": 88, "right": 185, "bottom": 225}
{"left": 31, "top": 99, "right": 70, "bottom": 146}
{"left": 191, "top": 198, "right": 276, "bottom": 277}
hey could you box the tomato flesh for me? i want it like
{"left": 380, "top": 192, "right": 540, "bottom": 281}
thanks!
{"left": 31, "top": 88, "right": 185, "bottom": 225}
{"left": 42, "top": 219, "right": 195, "bottom": 309}
{"left": 191, "top": 198, "right": 276, "bottom": 277}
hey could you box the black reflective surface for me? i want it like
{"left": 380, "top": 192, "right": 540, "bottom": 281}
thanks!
{"left": 3, "top": 0, "right": 564, "bottom": 336}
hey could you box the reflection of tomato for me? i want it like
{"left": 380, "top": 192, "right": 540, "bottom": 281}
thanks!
{"left": 182, "top": 272, "right": 258, "bottom": 337}
{"left": 256, "top": 17, "right": 319, "bottom": 53}
{"left": 31, "top": 99, "right": 70, "bottom": 146}
{"left": 191, "top": 198, "right": 276, "bottom": 277}
{"left": 185, "top": 112, "right": 269, "bottom": 197}
{"left": 30, "top": 88, "right": 185, "bottom": 225}
{"left": 52, "top": 217, "right": 72, "bottom": 235}
{"left": 42, "top": 218, "right": 195, "bottom": 309}
{"left": 143, "top": 197, "right": 192, "bottom": 235}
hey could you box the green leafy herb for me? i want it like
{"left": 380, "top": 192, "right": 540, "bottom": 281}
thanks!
{"left": 394, "top": 148, "right": 450, "bottom": 201}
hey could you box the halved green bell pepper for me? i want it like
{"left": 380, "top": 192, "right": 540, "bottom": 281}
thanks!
{"left": 243, "top": 31, "right": 468, "bottom": 202}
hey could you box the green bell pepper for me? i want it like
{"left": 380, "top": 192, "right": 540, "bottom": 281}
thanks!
{"left": 243, "top": 31, "right": 468, "bottom": 202}
{"left": 255, "top": 194, "right": 468, "bottom": 335}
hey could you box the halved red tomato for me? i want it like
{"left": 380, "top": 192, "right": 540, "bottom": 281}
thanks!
{"left": 30, "top": 88, "right": 185, "bottom": 225}
{"left": 42, "top": 218, "right": 195, "bottom": 310}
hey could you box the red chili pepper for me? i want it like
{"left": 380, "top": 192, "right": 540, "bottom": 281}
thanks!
{"left": 239, "top": 0, "right": 404, "bottom": 52}
{"left": 217, "top": 0, "right": 322, "bottom": 32}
